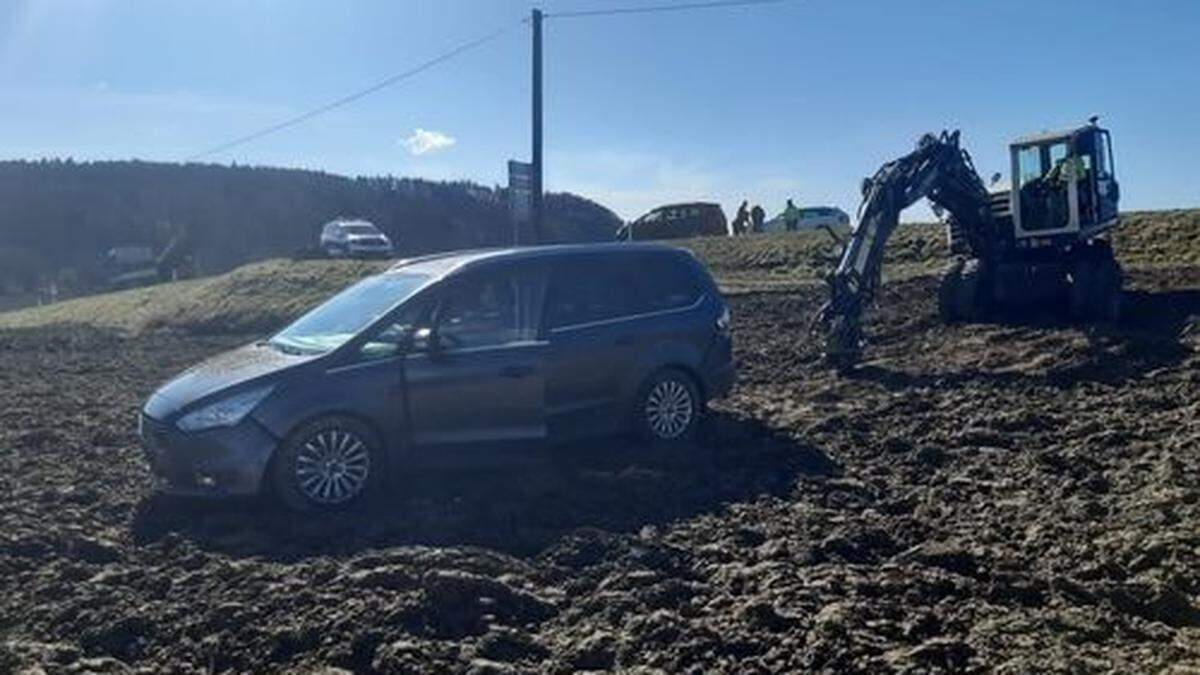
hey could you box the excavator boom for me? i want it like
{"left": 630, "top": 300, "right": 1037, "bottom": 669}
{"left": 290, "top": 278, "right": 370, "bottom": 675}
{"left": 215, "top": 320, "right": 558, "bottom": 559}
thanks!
{"left": 815, "top": 131, "right": 994, "bottom": 368}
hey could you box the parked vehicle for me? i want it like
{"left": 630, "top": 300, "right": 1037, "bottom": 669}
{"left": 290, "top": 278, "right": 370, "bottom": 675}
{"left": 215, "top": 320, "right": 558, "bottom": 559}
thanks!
{"left": 762, "top": 206, "right": 850, "bottom": 232}
{"left": 140, "top": 243, "right": 735, "bottom": 511}
{"left": 320, "top": 219, "right": 394, "bottom": 258}
{"left": 616, "top": 202, "right": 728, "bottom": 240}
{"left": 101, "top": 227, "right": 196, "bottom": 289}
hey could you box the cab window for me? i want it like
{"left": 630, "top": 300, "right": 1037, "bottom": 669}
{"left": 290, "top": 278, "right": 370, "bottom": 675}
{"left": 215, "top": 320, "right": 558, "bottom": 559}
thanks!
{"left": 1048, "top": 143, "right": 1067, "bottom": 167}
{"left": 1095, "top": 132, "right": 1112, "bottom": 177}
{"left": 1018, "top": 146, "right": 1043, "bottom": 186}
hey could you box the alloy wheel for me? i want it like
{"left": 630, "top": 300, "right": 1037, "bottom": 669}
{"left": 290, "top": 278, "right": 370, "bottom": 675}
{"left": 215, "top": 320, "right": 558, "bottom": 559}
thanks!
{"left": 294, "top": 428, "right": 371, "bottom": 505}
{"left": 645, "top": 379, "right": 695, "bottom": 439}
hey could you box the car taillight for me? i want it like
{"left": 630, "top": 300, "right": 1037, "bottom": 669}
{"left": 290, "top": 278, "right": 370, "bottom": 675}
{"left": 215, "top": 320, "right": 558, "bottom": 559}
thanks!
{"left": 716, "top": 304, "right": 731, "bottom": 335}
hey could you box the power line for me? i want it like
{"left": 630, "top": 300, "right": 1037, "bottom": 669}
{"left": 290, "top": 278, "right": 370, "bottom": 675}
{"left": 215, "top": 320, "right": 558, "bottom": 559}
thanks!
{"left": 184, "top": 1, "right": 793, "bottom": 162}
{"left": 184, "top": 23, "right": 517, "bottom": 162}
{"left": 545, "top": 0, "right": 792, "bottom": 19}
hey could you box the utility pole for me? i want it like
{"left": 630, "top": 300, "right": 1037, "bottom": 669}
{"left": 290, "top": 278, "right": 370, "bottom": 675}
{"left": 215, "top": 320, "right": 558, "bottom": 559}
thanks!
{"left": 531, "top": 7, "right": 544, "bottom": 244}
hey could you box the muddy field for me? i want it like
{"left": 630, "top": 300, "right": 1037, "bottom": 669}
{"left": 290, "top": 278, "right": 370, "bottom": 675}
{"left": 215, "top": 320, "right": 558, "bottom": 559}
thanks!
{"left": 2, "top": 268, "right": 1199, "bottom": 673}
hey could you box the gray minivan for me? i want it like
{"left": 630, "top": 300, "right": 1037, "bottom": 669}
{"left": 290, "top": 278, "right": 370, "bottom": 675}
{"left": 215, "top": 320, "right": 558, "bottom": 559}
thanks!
{"left": 140, "top": 243, "right": 735, "bottom": 511}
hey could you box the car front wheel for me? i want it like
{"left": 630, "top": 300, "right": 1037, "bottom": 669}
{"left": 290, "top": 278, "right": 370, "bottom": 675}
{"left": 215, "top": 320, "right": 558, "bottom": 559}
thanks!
{"left": 635, "top": 369, "right": 702, "bottom": 442}
{"left": 271, "top": 416, "right": 381, "bottom": 512}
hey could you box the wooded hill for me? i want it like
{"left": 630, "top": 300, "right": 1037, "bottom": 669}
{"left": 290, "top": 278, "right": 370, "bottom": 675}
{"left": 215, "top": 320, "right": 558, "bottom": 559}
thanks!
{"left": 0, "top": 159, "right": 623, "bottom": 295}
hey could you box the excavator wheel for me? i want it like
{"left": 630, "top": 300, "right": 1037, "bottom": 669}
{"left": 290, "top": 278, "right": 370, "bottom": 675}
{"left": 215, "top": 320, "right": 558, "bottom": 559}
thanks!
{"left": 938, "top": 259, "right": 985, "bottom": 323}
{"left": 1069, "top": 262, "right": 1093, "bottom": 321}
{"left": 1098, "top": 260, "right": 1125, "bottom": 322}
{"left": 1071, "top": 257, "right": 1124, "bottom": 322}
{"left": 937, "top": 261, "right": 964, "bottom": 322}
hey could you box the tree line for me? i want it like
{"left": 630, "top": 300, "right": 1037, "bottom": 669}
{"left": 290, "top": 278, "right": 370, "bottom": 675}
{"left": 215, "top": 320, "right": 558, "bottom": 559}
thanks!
{"left": 0, "top": 159, "right": 623, "bottom": 296}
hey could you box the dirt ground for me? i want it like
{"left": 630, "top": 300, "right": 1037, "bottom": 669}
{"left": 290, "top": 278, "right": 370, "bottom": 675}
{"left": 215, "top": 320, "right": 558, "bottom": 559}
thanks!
{"left": 2, "top": 268, "right": 1199, "bottom": 673}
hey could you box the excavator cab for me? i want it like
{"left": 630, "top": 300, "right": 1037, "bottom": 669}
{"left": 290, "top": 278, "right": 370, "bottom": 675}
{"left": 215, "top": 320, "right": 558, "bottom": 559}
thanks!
{"left": 1010, "top": 119, "right": 1119, "bottom": 241}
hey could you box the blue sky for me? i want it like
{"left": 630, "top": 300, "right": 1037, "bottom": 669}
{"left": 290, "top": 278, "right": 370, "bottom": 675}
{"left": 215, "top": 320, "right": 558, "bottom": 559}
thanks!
{"left": 1, "top": 0, "right": 1197, "bottom": 221}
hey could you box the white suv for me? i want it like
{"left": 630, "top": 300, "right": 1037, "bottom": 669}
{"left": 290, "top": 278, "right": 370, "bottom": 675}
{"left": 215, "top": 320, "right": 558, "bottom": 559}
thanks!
{"left": 319, "top": 219, "right": 394, "bottom": 258}
{"left": 764, "top": 206, "right": 851, "bottom": 232}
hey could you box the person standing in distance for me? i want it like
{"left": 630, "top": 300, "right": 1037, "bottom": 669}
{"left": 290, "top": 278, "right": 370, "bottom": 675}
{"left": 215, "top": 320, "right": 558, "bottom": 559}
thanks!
{"left": 750, "top": 204, "right": 765, "bottom": 233}
{"left": 783, "top": 199, "right": 801, "bottom": 232}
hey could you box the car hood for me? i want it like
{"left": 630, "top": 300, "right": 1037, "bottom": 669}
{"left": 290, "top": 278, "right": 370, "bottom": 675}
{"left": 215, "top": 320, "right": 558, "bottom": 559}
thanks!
{"left": 145, "top": 342, "right": 314, "bottom": 418}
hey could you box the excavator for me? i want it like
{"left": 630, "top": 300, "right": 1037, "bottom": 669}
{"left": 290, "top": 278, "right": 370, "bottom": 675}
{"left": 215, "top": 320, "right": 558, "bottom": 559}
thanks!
{"left": 814, "top": 118, "right": 1122, "bottom": 369}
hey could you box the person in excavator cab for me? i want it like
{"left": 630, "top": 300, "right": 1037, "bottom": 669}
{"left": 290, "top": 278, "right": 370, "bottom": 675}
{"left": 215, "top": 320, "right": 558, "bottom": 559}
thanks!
{"left": 1044, "top": 152, "right": 1088, "bottom": 229}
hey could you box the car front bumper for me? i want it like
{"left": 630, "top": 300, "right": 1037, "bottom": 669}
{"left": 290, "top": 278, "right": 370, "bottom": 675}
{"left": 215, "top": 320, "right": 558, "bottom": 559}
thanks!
{"left": 346, "top": 244, "right": 393, "bottom": 257}
{"left": 705, "top": 360, "right": 736, "bottom": 400}
{"left": 701, "top": 334, "right": 736, "bottom": 400}
{"left": 139, "top": 413, "right": 278, "bottom": 497}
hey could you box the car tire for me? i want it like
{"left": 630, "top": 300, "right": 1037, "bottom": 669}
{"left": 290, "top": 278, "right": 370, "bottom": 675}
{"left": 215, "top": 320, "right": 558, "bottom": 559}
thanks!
{"left": 270, "top": 415, "right": 383, "bottom": 512}
{"left": 634, "top": 368, "right": 703, "bottom": 443}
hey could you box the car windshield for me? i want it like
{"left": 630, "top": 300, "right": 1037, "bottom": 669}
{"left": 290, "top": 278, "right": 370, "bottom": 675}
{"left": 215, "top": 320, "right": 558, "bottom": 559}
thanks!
{"left": 343, "top": 225, "right": 380, "bottom": 235}
{"left": 269, "top": 272, "right": 428, "bottom": 354}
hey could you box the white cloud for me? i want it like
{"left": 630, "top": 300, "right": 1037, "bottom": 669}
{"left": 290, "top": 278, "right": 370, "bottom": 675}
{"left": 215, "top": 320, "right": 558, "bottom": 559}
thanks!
{"left": 400, "top": 128, "right": 456, "bottom": 156}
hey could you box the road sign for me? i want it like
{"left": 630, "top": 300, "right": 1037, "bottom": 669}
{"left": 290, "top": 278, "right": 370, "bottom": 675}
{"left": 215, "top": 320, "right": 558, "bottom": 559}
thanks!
{"left": 508, "top": 160, "right": 533, "bottom": 244}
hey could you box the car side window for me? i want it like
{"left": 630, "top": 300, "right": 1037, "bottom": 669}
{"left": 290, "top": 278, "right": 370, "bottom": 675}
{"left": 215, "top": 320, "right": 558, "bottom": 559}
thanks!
{"left": 436, "top": 272, "right": 523, "bottom": 349}
{"left": 545, "top": 260, "right": 629, "bottom": 329}
{"left": 626, "top": 255, "right": 702, "bottom": 314}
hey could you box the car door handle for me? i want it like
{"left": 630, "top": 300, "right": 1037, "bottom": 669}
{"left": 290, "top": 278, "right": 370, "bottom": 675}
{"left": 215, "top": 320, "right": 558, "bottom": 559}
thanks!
{"left": 499, "top": 365, "right": 536, "bottom": 379}
{"left": 614, "top": 335, "right": 635, "bottom": 346}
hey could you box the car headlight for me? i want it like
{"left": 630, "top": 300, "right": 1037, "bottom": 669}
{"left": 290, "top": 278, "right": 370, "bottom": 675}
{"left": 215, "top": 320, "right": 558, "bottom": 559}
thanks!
{"left": 177, "top": 385, "right": 274, "bottom": 432}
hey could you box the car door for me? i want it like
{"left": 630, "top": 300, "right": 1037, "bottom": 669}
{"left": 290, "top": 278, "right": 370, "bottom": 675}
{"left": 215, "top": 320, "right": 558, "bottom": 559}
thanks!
{"left": 402, "top": 265, "right": 548, "bottom": 447}
{"left": 543, "top": 256, "right": 638, "bottom": 439}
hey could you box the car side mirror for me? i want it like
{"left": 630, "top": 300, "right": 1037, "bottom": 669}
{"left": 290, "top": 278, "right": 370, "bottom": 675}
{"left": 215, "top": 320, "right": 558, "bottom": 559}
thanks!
{"left": 990, "top": 172, "right": 1002, "bottom": 186}
{"left": 408, "top": 326, "right": 440, "bottom": 353}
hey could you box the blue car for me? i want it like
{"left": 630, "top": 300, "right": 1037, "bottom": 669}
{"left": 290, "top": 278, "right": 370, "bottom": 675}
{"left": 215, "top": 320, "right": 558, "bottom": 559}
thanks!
{"left": 140, "top": 243, "right": 735, "bottom": 511}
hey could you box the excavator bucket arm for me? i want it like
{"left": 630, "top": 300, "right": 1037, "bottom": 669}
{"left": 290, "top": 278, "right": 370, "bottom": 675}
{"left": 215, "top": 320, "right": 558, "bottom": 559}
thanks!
{"left": 814, "top": 131, "right": 994, "bottom": 370}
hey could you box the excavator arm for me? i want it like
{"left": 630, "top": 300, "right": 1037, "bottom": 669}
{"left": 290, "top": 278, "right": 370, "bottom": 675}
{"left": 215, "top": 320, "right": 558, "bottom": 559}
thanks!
{"left": 814, "top": 130, "right": 995, "bottom": 368}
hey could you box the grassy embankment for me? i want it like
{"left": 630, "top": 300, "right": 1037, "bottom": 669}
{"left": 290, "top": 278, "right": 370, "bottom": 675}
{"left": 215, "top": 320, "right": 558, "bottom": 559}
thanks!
{"left": 0, "top": 209, "right": 1195, "bottom": 335}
